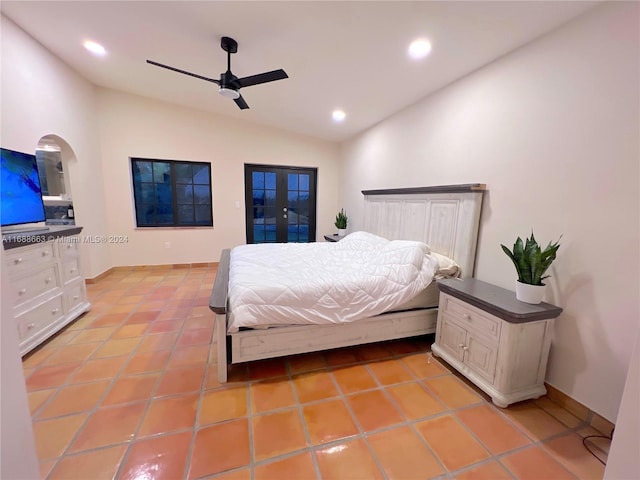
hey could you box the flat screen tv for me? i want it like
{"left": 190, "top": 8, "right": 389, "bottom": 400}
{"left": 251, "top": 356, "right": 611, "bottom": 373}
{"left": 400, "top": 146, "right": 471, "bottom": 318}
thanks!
{"left": 1, "top": 147, "right": 47, "bottom": 229}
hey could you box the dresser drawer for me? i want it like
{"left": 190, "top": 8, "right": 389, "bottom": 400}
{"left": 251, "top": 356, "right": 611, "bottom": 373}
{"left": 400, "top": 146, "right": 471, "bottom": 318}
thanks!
{"left": 5, "top": 243, "right": 55, "bottom": 273}
{"left": 59, "top": 239, "right": 80, "bottom": 259}
{"left": 61, "top": 258, "right": 81, "bottom": 283}
{"left": 441, "top": 294, "right": 501, "bottom": 341}
{"left": 12, "top": 264, "right": 61, "bottom": 309}
{"left": 16, "top": 295, "right": 64, "bottom": 340}
{"left": 64, "top": 280, "right": 88, "bottom": 313}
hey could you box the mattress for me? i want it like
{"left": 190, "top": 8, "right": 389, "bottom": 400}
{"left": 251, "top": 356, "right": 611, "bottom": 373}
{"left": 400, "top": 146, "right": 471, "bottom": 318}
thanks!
{"left": 227, "top": 231, "right": 441, "bottom": 332}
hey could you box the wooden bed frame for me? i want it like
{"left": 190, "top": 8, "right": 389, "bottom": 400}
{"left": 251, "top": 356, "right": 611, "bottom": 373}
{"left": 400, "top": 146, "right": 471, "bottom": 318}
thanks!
{"left": 210, "top": 184, "right": 486, "bottom": 382}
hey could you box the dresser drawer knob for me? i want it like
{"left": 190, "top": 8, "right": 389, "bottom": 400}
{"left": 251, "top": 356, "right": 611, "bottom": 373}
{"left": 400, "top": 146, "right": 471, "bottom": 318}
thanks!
{"left": 42, "top": 251, "right": 49, "bottom": 256}
{"left": 18, "top": 288, "right": 27, "bottom": 295}
{"left": 70, "top": 268, "right": 77, "bottom": 273}
{"left": 27, "top": 323, "right": 35, "bottom": 330}
{"left": 73, "top": 295, "right": 80, "bottom": 301}
{"left": 45, "top": 277, "right": 52, "bottom": 284}
{"left": 14, "top": 258, "right": 23, "bottom": 264}
{"left": 51, "top": 308, "right": 59, "bottom": 315}
{"left": 462, "top": 313, "right": 471, "bottom": 320}
{"left": 67, "top": 245, "right": 72, "bottom": 249}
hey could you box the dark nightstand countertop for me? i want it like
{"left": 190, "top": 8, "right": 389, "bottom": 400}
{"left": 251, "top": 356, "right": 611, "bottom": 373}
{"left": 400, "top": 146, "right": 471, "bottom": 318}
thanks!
{"left": 324, "top": 234, "right": 343, "bottom": 242}
{"left": 2, "top": 226, "right": 84, "bottom": 250}
{"left": 437, "top": 278, "right": 563, "bottom": 323}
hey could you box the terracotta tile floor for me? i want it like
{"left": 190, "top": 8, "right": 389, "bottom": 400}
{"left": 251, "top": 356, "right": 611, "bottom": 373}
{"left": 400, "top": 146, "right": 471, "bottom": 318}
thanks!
{"left": 22, "top": 266, "right": 608, "bottom": 479}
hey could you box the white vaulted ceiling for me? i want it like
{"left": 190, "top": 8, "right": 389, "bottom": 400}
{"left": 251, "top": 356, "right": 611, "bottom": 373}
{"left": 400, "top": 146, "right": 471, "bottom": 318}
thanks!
{"left": 1, "top": 1, "right": 599, "bottom": 142}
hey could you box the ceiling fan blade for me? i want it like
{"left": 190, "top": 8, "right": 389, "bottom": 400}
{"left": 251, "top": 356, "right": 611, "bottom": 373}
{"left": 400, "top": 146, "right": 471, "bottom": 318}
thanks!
{"left": 234, "top": 95, "right": 250, "bottom": 110}
{"left": 236, "top": 69, "right": 288, "bottom": 88}
{"left": 146, "top": 60, "right": 219, "bottom": 84}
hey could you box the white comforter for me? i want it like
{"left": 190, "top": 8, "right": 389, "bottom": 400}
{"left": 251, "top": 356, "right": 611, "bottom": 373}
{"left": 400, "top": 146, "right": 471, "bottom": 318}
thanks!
{"left": 227, "top": 231, "right": 441, "bottom": 332}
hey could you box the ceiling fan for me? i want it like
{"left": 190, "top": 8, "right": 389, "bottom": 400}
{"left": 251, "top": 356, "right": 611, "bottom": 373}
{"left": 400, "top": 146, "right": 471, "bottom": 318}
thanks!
{"left": 147, "top": 36, "right": 288, "bottom": 110}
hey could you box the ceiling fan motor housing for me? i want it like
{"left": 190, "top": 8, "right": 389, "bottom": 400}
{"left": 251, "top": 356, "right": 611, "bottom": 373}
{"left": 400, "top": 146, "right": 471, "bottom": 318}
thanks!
{"left": 218, "top": 71, "right": 240, "bottom": 98}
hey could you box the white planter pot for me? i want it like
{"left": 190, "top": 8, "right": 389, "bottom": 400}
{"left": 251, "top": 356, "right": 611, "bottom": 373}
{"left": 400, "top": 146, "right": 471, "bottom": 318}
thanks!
{"left": 516, "top": 281, "right": 546, "bottom": 304}
{"left": 337, "top": 229, "right": 347, "bottom": 237}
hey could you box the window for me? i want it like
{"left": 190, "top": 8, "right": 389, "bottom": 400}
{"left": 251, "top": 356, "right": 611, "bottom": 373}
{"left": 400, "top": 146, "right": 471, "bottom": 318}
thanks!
{"left": 131, "top": 158, "right": 213, "bottom": 227}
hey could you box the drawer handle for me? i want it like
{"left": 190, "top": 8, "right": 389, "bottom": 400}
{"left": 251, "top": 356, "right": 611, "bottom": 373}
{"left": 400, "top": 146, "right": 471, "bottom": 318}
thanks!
{"left": 42, "top": 251, "right": 49, "bottom": 256}
{"left": 45, "top": 277, "right": 52, "bottom": 284}
{"left": 27, "top": 323, "right": 35, "bottom": 330}
{"left": 67, "top": 245, "right": 72, "bottom": 249}
{"left": 73, "top": 295, "right": 80, "bottom": 301}
{"left": 458, "top": 343, "right": 469, "bottom": 351}
{"left": 18, "top": 288, "right": 27, "bottom": 295}
{"left": 70, "top": 268, "right": 77, "bottom": 273}
{"left": 51, "top": 308, "right": 59, "bottom": 315}
{"left": 462, "top": 313, "right": 471, "bottom": 319}
{"left": 14, "top": 258, "right": 23, "bottom": 264}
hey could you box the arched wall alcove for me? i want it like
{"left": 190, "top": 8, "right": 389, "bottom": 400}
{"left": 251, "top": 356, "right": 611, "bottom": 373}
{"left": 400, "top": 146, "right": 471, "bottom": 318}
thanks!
{"left": 36, "top": 134, "right": 78, "bottom": 224}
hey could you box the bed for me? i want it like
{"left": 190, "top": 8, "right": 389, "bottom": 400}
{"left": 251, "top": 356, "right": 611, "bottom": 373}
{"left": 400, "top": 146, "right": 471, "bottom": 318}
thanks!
{"left": 210, "top": 183, "right": 486, "bottom": 382}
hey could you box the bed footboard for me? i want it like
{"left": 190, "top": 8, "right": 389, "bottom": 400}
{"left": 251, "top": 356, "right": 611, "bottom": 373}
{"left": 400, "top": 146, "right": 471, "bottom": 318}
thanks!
{"left": 209, "top": 248, "right": 230, "bottom": 383}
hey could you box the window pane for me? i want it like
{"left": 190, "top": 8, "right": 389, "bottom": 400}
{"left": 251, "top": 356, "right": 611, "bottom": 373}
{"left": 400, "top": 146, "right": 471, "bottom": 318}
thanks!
{"left": 254, "top": 226, "right": 265, "bottom": 243}
{"left": 155, "top": 183, "right": 172, "bottom": 204}
{"left": 265, "top": 190, "right": 276, "bottom": 207}
{"left": 252, "top": 189, "right": 265, "bottom": 205}
{"left": 192, "top": 164, "right": 209, "bottom": 185}
{"left": 175, "top": 163, "right": 192, "bottom": 183}
{"left": 299, "top": 174, "right": 310, "bottom": 191}
{"left": 176, "top": 184, "right": 193, "bottom": 204}
{"left": 141, "top": 183, "right": 155, "bottom": 203}
{"left": 134, "top": 161, "right": 153, "bottom": 182}
{"left": 153, "top": 162, "right": 171, "bottom": 183}
{"left": 288, "top": 174, "right": 298, "bottom": 190}
{"left": 178, "top": 205, "right": 194, "bottom": 224}
{"left": 265, "top": 172, "right": 276, "bottom": 189}
{"left": 193, "top": 185, "right": 210, "bottom": 205}
{"left": 136, "top": 203, "right": 154, "bottom": 225}
{"left": 156, "top": 213, "right": 174, "bottom": 225}
{"left": 253, "top": 172, "right": 264, "bottom": 189}
{"left": 265, "top": 225, "right": 276, "bottom": 242}
{"left": 195, "top": 205, "right": 212, "bottom": 225}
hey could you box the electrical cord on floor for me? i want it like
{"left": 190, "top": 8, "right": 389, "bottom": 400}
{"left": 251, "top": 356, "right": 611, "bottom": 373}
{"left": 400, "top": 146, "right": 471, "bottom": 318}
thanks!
{"left": 582, "top": 427, "right": 614, "bottom": 465}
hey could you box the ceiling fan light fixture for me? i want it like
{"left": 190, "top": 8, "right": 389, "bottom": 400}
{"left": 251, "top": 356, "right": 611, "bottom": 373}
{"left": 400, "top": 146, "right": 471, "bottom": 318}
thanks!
{"left": 219, "top": 87, "right": 240, "bottom": 99}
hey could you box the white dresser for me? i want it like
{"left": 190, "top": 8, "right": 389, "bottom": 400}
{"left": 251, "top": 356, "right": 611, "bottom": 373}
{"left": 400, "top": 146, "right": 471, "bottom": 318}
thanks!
{"left": 432, "top": 278, "right": 562, "bottom": 408}
{"left": 3, "top": 227, "right": 91, "bottom": 355}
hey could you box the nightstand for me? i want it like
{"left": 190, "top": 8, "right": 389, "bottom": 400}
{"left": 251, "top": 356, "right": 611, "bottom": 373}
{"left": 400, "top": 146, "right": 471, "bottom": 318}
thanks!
{"left": 432, "top": 278, "right": 562, "bottom": 408}
{"left": 323, "top": 234, "right": 343, "bottom": 242}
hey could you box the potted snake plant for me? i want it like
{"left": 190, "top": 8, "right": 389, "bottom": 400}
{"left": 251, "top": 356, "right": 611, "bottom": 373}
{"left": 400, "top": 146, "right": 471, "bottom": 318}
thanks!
{"left": 335, "top": 208, "right": 348, "bottom": 236}
{"left": 501, "top": 232, "right": 561, "bottom": 304}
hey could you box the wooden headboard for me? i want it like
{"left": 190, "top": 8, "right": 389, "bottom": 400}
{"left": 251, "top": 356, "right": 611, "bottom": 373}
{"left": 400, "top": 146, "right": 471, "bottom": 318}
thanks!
{"left": 362, "top": 184, "right": 485, "bottom": 278}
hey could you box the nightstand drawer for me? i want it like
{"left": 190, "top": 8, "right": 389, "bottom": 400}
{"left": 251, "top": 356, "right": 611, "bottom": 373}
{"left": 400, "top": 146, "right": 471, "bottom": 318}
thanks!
{"left": 441, "top": 294, "right": 501, "bottom": 341}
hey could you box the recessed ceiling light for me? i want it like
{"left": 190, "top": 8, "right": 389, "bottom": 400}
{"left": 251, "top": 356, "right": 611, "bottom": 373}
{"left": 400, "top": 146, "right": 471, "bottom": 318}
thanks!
{"left": 408, "top": 38, "right": 432, "bottom": 60}
{"left": 83, "top": 40, "right": 107, "bottom": 56}
{"left": 332, "top": 110, "right": 346, "bottom": 122}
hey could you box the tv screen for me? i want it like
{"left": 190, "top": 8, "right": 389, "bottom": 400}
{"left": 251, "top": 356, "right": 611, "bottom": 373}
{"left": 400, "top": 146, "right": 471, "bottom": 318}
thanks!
{"left": 1, "top": 147, "right": 46, "bottom": 227}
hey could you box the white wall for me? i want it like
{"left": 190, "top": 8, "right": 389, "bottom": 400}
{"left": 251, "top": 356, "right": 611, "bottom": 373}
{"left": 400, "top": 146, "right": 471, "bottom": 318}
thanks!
{"left": 97, "top": 89, "right": 340, "bottom": 267}
{"left": 1, "top": 15, "right": 111, "bottom": 278}
{"left": 340, "top": 2, "right": 639, "bottom": 421}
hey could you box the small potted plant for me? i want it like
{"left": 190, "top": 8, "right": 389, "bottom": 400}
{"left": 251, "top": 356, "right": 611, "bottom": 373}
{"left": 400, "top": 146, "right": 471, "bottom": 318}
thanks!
{"left": 335, "top": 208, "right": 348, "bottom": 236}
{"left": 501, "top": 232, "right": 561, "bottom": 304}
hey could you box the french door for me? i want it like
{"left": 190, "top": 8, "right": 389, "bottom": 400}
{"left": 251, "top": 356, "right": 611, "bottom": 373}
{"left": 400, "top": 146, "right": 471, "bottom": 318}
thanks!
{"left": 244, "top": 164, "right": 317, "bottom": 244}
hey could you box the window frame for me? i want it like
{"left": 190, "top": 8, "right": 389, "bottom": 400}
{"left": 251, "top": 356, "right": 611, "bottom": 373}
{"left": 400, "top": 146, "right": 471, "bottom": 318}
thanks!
{"left": 131, "top": 157, "right": 213, "bottom": 228}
